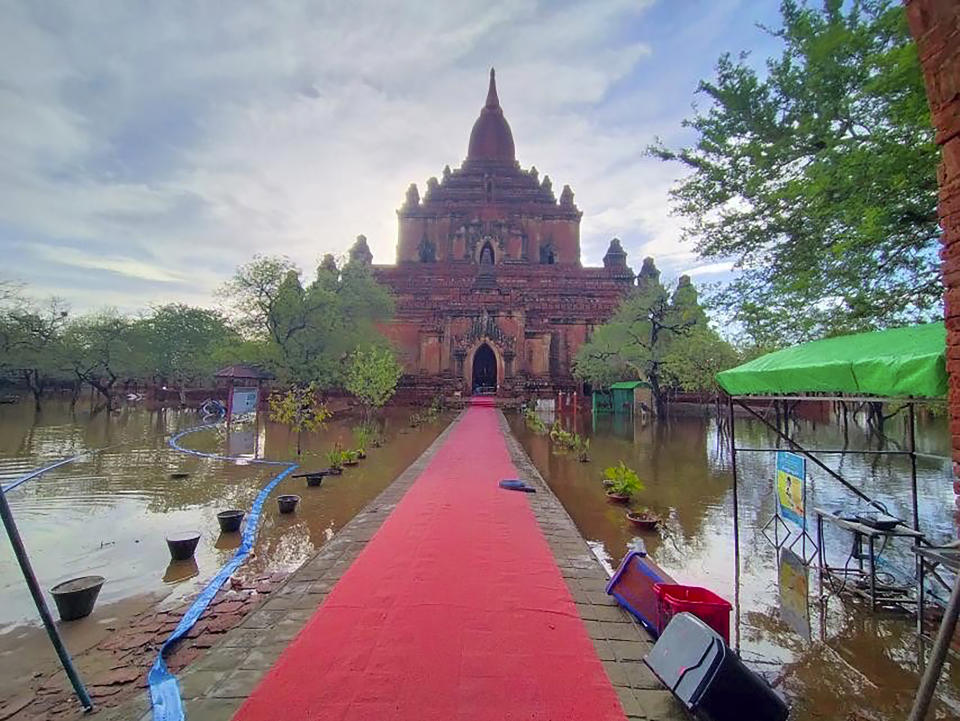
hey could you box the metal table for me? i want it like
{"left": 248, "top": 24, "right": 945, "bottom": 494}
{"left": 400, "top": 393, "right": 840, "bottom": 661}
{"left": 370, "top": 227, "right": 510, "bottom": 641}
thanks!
{"left": 914, "top": 545, "right": 960, "bottom": 638}
{"left": 815, "top": 507, "right": 925, "bottom": 612}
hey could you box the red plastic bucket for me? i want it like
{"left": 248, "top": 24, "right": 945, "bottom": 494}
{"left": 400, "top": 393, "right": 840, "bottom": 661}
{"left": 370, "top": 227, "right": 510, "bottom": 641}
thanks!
{"left": 654, "top": 583, "right": 732, "bottom": 644}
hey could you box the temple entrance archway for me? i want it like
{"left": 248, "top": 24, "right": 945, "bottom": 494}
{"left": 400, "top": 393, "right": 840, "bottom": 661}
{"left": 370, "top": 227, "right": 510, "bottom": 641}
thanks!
{"left": 471, "top": 343, "right": 498, "bottom": 394}
{"left": 479, "top": 241, "right": 495, "bottom": 266}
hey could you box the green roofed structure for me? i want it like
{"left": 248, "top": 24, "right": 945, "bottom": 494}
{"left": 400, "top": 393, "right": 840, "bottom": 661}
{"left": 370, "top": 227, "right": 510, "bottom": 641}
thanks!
{"left": 713, "top": 323, "right": 949, "bottom": 635}
{"left": 716, "top": 322, "right": 947, "bottom": 399}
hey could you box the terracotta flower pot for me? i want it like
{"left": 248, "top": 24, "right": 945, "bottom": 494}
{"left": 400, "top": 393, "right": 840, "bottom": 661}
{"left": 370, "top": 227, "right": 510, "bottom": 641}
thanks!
{"left": 626, "top": 511, "right": 660, "bottom": 530}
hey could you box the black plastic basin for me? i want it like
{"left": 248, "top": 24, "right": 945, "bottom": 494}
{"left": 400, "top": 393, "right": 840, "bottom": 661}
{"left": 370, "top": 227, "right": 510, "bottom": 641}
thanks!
{"left": 277, "top": 495, "right": 300, "bottom": 514}
{"left": 217, "top": 510, "right": 244, "bottom": 533}
{"left": 50, "top": 575, "right": 105, "bottom": 622}
{"left": 166, "top": 531, "right": 201, "bottom": 561}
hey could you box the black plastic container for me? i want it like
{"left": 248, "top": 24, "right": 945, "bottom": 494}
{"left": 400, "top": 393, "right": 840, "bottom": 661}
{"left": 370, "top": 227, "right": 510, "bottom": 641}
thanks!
{"left": 166, "top": 531, "right": 201, "bottom": 561}
{"left": 645, "top": 612, "right": 788, "bottom": 721}
{"left": 277, "top": 494, "right": 300, "bottom": 514}
{"left": 50, "top": 575, "right": 105, "bottom": 621}
{"left": 217, "top": 510, "right": 244, "bottom": 533}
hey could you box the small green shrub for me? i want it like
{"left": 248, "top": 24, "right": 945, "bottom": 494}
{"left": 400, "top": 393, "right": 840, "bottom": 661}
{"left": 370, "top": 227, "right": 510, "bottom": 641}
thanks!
{"left": 603, "top": 462, "right": 644, "bottom": 497}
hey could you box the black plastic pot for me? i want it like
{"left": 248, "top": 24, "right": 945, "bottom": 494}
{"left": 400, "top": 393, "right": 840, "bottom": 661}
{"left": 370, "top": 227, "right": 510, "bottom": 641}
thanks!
{"left": 277, "top": 494, "right": 300, "bottom": 514}
{"left": 169, "top": 471, "right": 190, "bottom": 479}
{"left": 166, "top": 531, "right": 201, "bottom": 561}
{"left": 50, "top": 575, "right": 105, "bottom": 621}
{"left": 217, "top": 510, "right": 244, "bottom": 533}
{"left": 305, "top": 474, "right": 324, "bottom": 488}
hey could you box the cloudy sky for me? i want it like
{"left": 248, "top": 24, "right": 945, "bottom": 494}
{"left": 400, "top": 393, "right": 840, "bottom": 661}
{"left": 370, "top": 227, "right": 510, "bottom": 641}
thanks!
{"left": 1, "top": 0, "right": 783, "bottom": 312}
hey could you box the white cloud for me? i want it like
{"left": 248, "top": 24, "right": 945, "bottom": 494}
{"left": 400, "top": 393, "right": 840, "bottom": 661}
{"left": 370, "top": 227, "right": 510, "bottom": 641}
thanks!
{"left": 0, "top": 0, "right": 755, "bottom": 310}
{"left": 30, "top": 245, "right": 189, "bottom": 284}
{"left": 684, "top": 261, "right": 736, "bottom": 277}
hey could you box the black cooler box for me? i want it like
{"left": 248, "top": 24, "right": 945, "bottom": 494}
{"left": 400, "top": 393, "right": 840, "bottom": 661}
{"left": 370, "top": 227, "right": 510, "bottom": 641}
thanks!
{"left": 644, "top": 612, "right": 788, "bottom": 721}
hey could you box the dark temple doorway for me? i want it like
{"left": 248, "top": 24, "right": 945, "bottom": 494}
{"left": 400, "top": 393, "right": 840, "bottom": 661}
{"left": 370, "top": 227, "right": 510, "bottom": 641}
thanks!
{"left": 472, "top": 344, "right": 497, "bottom": 394}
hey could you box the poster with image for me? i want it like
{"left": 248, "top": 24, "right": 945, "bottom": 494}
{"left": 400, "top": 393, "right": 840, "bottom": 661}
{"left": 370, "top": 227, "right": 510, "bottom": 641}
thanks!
{"left": 776, "top": 451, "right": 805, "bottom": 528}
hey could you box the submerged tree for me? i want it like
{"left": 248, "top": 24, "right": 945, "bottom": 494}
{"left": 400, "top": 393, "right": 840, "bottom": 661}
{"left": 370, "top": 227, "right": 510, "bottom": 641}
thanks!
{"left": 268, "top": 383, "right": 331, "bottom": 457}
{"left": 134, "top": 304, "right": 240, "bottom": 405}
{"left": 649, "top": 0, "right": 938, "bottom": 342}
{"left": 345, "top": 346, "right": 404, "bottom": 421}
{"left": 574, "top": 258, "right": 697, "bottom": 415}
{"left": 3, "top": 298, "right": 70, "bottom": 410}
{"left": 61, "top": 311, "right": 143, "bottom": 410}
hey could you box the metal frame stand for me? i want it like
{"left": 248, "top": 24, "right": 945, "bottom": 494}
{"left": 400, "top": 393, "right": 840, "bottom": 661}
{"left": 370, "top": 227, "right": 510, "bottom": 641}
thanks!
{"left": 0, "top": 488, "right": 93, "bottom": 712}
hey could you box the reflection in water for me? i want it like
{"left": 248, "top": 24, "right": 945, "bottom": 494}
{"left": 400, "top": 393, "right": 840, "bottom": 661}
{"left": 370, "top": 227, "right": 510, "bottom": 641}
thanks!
{"left": 509, "top": 409, "right": 960, "bottom": 721}
{"left": 162, "top": 558, "right": 200, "bottom": 584}
{"left": 214, "top": 532, "right": 241, "bottom": 551}
{"left": 0, "top": 400, "right": 447, "bottom": 636}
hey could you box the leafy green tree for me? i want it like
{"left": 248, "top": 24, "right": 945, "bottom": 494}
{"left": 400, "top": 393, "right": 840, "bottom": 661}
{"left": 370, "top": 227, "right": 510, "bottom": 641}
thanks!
{"left": 134, "top": 304, "right": 240, "bottom": 405}
{"left": 649, "top": 0, "right": 938, "bottom": 342}
{"left": 268, "top": 383, "right": 331, "bottom": 457}
{"left": 662, "top": 329, "right": 740, "bottom": 395}
{"left": 1, "top": 298, "right": 70, "bottom": 410}
{"left": 345, "top": 346, "right": 403, "bottom": 421}
{"left": 62, "top": 311, "right": 143, "bottom": 410}
{"left": 218, "top": 238, "right": 394, "bottom": 386}
{"left": 574, "top": 258, "right": 696, "bottom": 415}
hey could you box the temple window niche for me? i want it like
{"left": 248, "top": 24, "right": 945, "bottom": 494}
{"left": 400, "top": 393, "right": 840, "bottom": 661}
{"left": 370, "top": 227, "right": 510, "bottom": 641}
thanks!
{"left": 418, "top": 235, "right": 436, "bottom": 263}
{"left": 540, "top": 241, "right": 555, "bottom": 265}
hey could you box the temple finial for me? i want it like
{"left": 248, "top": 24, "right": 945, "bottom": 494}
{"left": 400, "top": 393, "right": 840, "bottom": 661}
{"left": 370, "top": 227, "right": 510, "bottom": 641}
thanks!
{"left": 485, "top": 67, "right": 499, "bottom": 109}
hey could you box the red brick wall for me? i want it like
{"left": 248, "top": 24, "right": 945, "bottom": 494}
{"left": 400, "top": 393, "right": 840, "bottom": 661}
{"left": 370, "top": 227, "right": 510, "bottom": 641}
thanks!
{"left": 906, "top": 0, "right": 960, "bottom": 496}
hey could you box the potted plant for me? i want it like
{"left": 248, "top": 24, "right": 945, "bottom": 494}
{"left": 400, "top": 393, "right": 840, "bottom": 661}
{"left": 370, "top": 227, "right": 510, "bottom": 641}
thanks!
{"left": 626, "top": 506, "right": 662, "bottom": 530}
{"left": 352, "top": 426, "right": 370, "bottom": 459}
{"left": 326, "top": 446, "right": 344, "bottom": 475}
{"left": 603, "top": 462, "right": 644, "bottom": 503}
{"left": 342, "top": 448, "right": 359, "bottom": 466}
{"left": 575, "top": 437, "right": 591, "bottom": 463}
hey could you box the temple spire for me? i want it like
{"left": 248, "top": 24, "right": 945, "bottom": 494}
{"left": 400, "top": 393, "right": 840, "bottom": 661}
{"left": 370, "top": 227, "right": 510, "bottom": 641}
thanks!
{"left": 485, "top": 68, "right": 499, "bottom": 109}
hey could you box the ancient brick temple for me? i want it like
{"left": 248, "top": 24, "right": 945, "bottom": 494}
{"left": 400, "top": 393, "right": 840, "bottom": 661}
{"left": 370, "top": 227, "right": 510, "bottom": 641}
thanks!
{"left": 371, "top": 70, "right": 634, "bottom": 397}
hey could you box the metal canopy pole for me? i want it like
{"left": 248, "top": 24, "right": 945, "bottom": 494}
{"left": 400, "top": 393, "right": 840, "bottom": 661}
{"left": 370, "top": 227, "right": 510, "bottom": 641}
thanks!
{"left": 0, "top": 489, "right": 93, "bottom": 712}
{"left": 726, "top": 395, "right": 742, "bottom": 655}
{"left": 907, "top": 570, "right": 960, "bottom": 721}
{"left": 907, "top": 401, "right": 920, "bottom": 533}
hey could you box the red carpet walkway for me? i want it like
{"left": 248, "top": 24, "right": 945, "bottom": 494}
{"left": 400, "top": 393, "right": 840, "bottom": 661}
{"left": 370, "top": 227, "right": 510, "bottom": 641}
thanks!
{"left": 232, "top": 406, "right": 625, "bottom": 721}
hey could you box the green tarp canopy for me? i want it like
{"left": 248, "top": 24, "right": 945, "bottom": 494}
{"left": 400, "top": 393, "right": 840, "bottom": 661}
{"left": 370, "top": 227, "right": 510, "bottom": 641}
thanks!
{"left": 715, "top": 322, "right": 947, "bottom": 398}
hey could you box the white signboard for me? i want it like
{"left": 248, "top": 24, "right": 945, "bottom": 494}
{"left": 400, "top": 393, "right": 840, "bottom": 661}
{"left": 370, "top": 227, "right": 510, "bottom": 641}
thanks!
{"left": 230, "top": 386, "right": 259, "bottom": 417}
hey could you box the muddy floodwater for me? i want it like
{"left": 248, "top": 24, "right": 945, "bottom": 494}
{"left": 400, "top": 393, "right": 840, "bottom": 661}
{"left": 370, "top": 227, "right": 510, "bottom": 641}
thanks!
{"left": 0, "top": 399, "right": 447, "bottom": 700}
{"left": 509, "top": 408, "right": 960, "bottom": 721}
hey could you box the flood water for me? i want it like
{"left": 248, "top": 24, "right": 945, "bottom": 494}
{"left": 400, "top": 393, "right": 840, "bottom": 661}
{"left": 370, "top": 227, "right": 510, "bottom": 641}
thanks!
{"left": 509, "top": 407, "right": 960, "bottom": 721}
{"left": 0, "top": 399, "right": 447, "bottom": 696}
